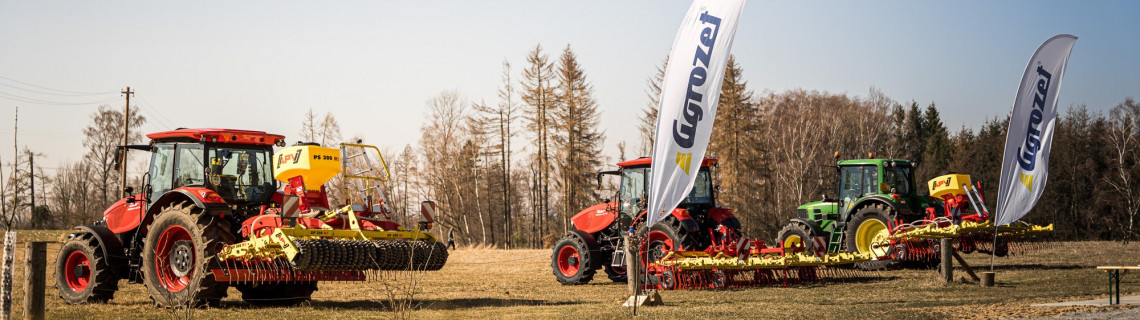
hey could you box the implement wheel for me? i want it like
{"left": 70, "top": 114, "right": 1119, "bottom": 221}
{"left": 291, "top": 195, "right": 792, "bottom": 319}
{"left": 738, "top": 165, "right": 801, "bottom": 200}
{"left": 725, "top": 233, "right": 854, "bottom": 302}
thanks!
{"left": 142, "top": 202, "right": 234, "bottom": 307}
{"left": 551, "top": 234, "right": 596, "bottom": 285}
{"left": 55, "top": 233, "right": 119, "bottom": 304}
{"left": 845, "top": 204, "right": 899, "bottom": 270}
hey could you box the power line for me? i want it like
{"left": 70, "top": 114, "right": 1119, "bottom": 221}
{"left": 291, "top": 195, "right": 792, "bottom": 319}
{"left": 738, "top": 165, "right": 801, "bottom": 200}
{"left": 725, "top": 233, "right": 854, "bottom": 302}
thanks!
{"left": 0, "top": 82, "right": 116, "bottom": 97}
{"left": 0, "top": 75, "right": 117, "bottom": 95}
{"left": 0, "top": 91, "right": 118, "bottom": 106}
{"left": 136, "top": 96, "right": 177, "bottom": 130}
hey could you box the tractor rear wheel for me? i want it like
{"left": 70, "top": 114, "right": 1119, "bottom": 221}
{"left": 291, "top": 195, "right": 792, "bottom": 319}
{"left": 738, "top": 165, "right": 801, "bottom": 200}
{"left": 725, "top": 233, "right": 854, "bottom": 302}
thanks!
{"left": 776, "top": 223, "right": 815, "bottom": 253}
{"left": 637, "top": 218, "right": 698, "bottom": 270}
{"left": 845, "top": 204, "right": 900, "bottom": 270}
{"left": 235, "top": 282, "right": 318, "bottom": 305}
{"left": 142, "top": 202, "right": 235, "bottom": 307}
{"left": 56, "top": 233, "right": 119, "bottom": 304}
{"left": 551, "top": 234, "right": 596, "bottom": 285}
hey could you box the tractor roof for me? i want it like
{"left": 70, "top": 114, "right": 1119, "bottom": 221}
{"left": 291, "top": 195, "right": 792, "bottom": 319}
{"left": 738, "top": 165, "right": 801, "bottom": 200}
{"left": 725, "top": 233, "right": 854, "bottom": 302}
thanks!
{"left": 838, "top": 158, "right": 913, "bottom": 167}
{"left": 616, "top": 157, "right": 717, "bottom": 168}
{"left": 147, "top": 128, "right": 285, "bottom": 146}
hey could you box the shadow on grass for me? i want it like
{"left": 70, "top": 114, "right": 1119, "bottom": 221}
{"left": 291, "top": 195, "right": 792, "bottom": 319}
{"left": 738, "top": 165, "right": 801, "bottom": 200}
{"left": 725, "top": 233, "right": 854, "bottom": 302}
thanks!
{"left": 989, "top": 264, "right": 1085, "bottom": 271}
{"left": 277, "top": 298, "right": 580, "bottom": 311}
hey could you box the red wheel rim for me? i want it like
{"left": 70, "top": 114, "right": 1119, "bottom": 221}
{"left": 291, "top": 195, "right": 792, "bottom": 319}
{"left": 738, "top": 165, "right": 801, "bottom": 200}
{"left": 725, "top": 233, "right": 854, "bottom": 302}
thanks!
{"left": 155, "top": 224, "right": 193, "bottom": 293}
{"left": 640, "top": 230, "right": 676, "bottom": 264}
{"left": 64, "top": 250, "right": 91, "bottom": 291}
{"left": 556, "top": 245, "right": 580, "bottom": 277}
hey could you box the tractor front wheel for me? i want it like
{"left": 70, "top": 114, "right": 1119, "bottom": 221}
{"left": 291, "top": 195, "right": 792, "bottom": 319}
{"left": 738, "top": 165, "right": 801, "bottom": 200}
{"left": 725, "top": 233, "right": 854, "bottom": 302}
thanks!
{"left": 55, "top": 233, "right": 119, "bottom": 304}
{"left": 604, "top": 264, "right": 627, "bottom": 283}
{"left": 551, "top": 234, "right": 596, "bottom": 285}
{"left": 845, "top": 204, "right": 900, "bottom": 270}
{"left": 142, "top": 202, "right": 235, "bottom": 307}
{"left": 776, "top": 223, "right": 815, "bottom": 254}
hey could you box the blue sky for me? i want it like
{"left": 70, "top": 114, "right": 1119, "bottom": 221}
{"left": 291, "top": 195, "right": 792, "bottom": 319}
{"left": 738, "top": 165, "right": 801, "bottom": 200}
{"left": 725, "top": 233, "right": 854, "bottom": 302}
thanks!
{"left": 1, "top": 1, "right": 1137, "bottom": 171}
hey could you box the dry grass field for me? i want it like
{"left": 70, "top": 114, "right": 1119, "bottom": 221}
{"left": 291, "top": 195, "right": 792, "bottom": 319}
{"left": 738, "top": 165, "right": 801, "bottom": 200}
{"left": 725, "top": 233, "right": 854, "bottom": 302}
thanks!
{"left": 5, "top": 230, "right": 1137, "bottom": 319}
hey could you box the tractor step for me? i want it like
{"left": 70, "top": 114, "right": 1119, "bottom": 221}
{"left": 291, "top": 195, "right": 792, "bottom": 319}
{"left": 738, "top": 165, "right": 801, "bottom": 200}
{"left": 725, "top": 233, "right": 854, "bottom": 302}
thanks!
{"left": 611, "top": 248, "right": 626, "bottom": 268}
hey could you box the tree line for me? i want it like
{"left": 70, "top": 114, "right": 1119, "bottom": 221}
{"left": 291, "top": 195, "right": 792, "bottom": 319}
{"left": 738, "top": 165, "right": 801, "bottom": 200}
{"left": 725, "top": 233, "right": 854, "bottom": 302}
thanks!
{"left": 2, "top": 43, "right": 1137, "bottom": 247}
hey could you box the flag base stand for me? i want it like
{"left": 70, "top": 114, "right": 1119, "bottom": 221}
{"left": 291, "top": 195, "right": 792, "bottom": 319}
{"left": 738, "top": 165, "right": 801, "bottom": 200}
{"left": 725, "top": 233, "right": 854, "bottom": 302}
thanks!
{"left": 981, "top": 272, "right": 996, "bottom": 287}
{"left": 623, "top": 291, "right": 664, "bottom": 307}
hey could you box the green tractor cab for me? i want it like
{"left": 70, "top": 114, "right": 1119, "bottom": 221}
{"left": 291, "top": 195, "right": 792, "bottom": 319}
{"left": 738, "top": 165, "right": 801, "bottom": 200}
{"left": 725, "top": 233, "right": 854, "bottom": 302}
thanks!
{"left": 778, "top": 158, "right": 931, "bottom": 270}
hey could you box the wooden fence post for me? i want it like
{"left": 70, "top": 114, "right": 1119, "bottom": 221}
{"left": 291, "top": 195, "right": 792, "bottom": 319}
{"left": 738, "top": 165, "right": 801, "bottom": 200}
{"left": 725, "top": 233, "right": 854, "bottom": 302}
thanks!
{"left": 0, "top": 232, "right": 16, "bottom": 320}
{"left": 940, "top": 238, "right": 954, "bottom": 283}
{"left": 23, "top": 242, "right": 46, "bottom": 320}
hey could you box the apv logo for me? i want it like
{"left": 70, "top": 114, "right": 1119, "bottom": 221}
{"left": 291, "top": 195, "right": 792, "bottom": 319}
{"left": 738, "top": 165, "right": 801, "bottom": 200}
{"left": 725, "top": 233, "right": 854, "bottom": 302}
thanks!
{"left": 671, "top": 11, "right": 722, "bottom": 176}
{"left": 1015, "top": 64, "right": 1053, "bottom": 192}
{"left": 276, "top": 149, "right": 304, "bottom": 169}
{"left": 933, "top": 176, "right": 953, "bottom": 188}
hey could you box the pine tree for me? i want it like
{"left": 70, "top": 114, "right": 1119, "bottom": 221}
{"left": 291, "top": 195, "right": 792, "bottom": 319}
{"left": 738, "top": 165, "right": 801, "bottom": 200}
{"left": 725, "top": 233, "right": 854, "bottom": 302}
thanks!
{"left": 553, "top": 44, "right": 604, "bottom": 233}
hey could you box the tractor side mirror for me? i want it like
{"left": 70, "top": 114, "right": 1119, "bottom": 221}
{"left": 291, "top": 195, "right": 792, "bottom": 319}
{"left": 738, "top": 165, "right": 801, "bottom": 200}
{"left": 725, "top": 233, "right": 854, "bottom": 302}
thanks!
{"left": 124, "top": 186, "right": 136, "bottom": 203}
{"left": 113, "top": 147, "right": 126, "bottom": 172}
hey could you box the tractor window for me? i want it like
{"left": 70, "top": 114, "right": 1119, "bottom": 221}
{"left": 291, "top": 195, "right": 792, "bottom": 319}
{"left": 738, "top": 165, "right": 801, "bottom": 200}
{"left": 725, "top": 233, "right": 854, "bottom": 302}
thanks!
{"left": 681, "top": 170, "right": 714, "bottom": 205}
{"left": 883, "top": 166, "right": 912, "bottom": 195}
{"left": 862, "top": 166, "right": 880, "bottom": 195}
{"left": 839, "top": 166, "right": 866, "bottom": 211}
{"left": 148, "top": 144, "right": 175, "bottom": 202}
{"left": 619, "top": 168, "right": 646, "bottom": 215}
{"left": 207, "top": 147, "right": 274, "bottom": 203}
{"left": 175, "top": 144, "right": 205, "bottom": 187}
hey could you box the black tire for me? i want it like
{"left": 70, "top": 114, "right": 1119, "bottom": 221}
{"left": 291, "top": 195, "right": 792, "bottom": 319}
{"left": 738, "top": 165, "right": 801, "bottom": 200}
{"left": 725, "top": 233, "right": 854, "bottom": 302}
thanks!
{"left": 55, "top": 233, "right": 119, "bottom": 304}
{"left": 235, "top": 282, "right": 317, "bottom": 306}
{"left": 604, "top": 264, "right": 627, "bottom": 283}
{"left": 845, "top": 204, "right": 900, "bottom": 271}
{"left": 637, "top": 218, "right": 699, "bottom": 270}
{"left": 142, "top": 202, "right": 235, "bottom": 307}
{"left": 551, "top": 234, "right": 596, "bottom": 285}
{"left": 776, "top": 223, "right": 815, "bottom": 252}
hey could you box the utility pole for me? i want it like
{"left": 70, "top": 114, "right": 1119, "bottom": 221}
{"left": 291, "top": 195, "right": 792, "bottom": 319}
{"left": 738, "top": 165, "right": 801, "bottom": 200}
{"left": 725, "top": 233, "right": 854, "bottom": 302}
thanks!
{"left": 119, "top": 87, "right": 133, "bottom": 198}
{"left": 26, "top": 156, "right": 32, "bottom": 218}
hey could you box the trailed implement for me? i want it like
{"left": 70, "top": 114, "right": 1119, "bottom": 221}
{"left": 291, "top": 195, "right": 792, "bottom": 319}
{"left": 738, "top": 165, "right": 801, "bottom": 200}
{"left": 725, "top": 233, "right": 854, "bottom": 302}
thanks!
{"left": 887, "top": 174, "right": 1053, "bottom": 261}
{"left": 214, "top": 143, "right": 447, "bottom": 283}
{"left": 644, "top": 230, "right": 870, "bottom": 290}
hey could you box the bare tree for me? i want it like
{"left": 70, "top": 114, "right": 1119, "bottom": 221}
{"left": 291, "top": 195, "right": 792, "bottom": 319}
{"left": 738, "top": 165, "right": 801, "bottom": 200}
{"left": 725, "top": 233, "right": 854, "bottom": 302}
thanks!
{"left": 1106, "top": 98, "right": 1140, "bottom": 243}
{"left": 82, "top": 104, "right": 145, "bottom": 209}
{"left": 637, "top": 56, "right": 667, "bottom": 156}
{"left": 520, "top": 44, "right": 557, "bottom": 241}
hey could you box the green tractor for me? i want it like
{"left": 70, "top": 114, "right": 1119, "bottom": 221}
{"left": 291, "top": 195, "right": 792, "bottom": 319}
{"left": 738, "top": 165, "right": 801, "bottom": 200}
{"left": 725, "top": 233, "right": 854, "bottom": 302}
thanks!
{"left": 777, "top": 157, "right": 934, "bottom": 270}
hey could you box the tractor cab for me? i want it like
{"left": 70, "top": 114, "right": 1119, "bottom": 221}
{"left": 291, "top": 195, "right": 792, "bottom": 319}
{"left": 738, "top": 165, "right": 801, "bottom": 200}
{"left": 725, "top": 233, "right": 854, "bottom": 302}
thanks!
{"left": 611, "top": 157, "right": 718, "bottom": 220}
{"left": 104, "top": 129, "right": 285, "bottom": 236}
{"left": 141, "top": 128, "right": 283, "bottom": 205}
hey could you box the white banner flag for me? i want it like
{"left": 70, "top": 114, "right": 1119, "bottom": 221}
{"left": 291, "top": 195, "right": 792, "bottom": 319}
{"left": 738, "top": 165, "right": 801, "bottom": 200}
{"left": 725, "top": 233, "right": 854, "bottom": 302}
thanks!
{"left": 995, "top": 34, "right": 1077, "bottom": 226}
{"left": 647, "top": 0, "right": 746, "bottom": 227}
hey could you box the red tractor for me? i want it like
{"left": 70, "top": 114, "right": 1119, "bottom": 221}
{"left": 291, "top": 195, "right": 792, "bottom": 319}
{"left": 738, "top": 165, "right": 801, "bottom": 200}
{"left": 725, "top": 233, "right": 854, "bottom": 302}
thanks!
{"left": 551, "top": 157, "right": 741, "bottom": 285}
{"left": 55, "top": 128, "right": 443, "bottom": 307}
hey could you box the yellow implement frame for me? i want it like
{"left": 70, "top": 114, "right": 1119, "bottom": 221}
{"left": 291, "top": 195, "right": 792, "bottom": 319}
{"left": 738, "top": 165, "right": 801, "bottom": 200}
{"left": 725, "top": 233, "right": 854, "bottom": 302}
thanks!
{"left": 656, "top": 251, "right": 871, "bottom": 271}
{"left": 890, "top": 220, "right": 1053, "bottom": 240}
{"left": 217, "top": 204, "right": 437, "bottom": 262}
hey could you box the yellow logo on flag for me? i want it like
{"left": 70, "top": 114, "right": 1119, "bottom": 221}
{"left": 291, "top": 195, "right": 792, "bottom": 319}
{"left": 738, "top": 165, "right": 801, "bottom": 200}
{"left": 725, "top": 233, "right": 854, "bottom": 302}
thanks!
{"left": 1019, "top": 172, "right": 1034, "bottom": 192}
{"left": 676, "top": 152, "right": 693, "bottom": 175}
